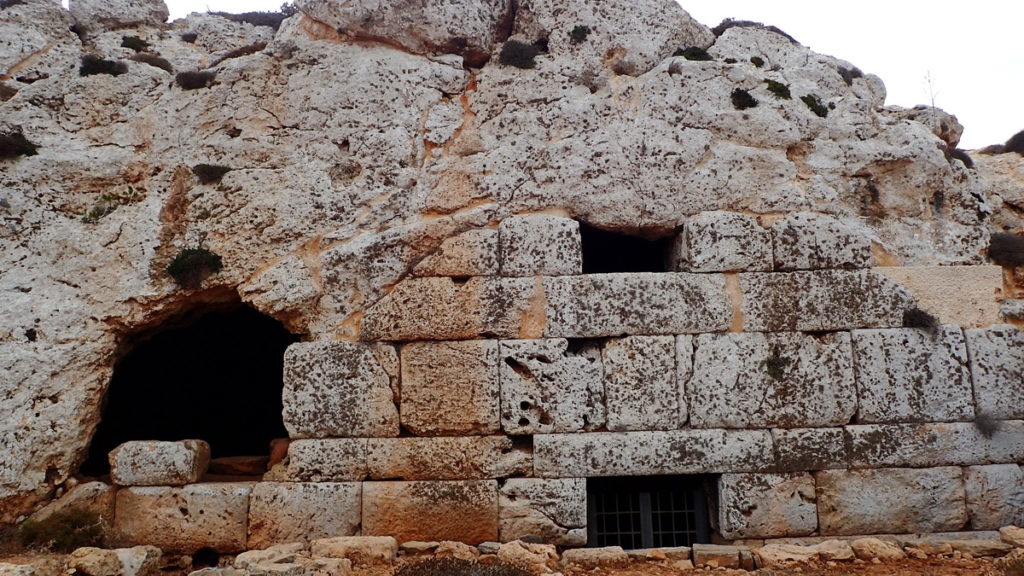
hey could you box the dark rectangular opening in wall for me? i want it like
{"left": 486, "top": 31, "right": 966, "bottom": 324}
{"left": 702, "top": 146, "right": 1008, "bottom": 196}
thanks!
{"left": 578, "top": 223, "right": 673, "bottom": 274}
{"left": 587, "top": 476, "right": 710, "bottom": 549}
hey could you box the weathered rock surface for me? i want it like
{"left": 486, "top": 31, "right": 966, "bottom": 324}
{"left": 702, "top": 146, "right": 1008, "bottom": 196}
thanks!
{"left": 964, "top": 465, "right": 1024, "bottom": 530}
{"left": 498, "top": 215, "right": 581, "bottom": 276}
{"left": 400, "top": 340, "right": 500, "bottom": 435}
{"left": 366, "top": 436, "right": 530, "bottom": 480}
{"left": 671, "top": 211, "right": 771, "bottom": 272}
{"left": 310, "top": 536, "right": 397, "bottom": 566}
{"left": 602, "top": 335, "right": 685, "bottom": 431}
{"left": 362, "top": 480, "right": 498, "bottom": 545}
{"left": 771, "top": 213, "right": 872, "bottom": 271}
{"left": 845, "top": 421, "right": 1024, "bottom": 468}
{"left": 283, "top": 439, "right": 367, "bottom": 482}
{"left": 109, "top": 440, "right": 210, "bottom": 486}
{"left": 69, "top": 0, "right": 169, "bottom": 36}
{"left": 717, "top": 473, "right": 817, "bottom": 539}
{"left": 850, "top": 538, "right": 906, "bottom": 561}
{"left": 966, "top": 326, "right": 1024, "bottom": 419}
{"left": 248, "top": 482, "right": 361, "bottom": 548}
{"left": 560, "top": 547, "right": 628, "bottom": 568}
{"left": 498, "top": 478, "right": 586, "bottom": 546}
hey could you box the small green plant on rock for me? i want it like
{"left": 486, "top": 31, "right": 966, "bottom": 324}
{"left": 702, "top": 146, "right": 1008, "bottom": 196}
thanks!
{"left": 80, "top": 54, "right": 128, "bottom": 77}
{"left": 674, "top": 46, "right": 712, "bottom": 61}
{"left": 764, "top": 79, "right": 791, "bottom": 99}
{"left": 120, "top": 35, "right": 150, "bottom": 52}
{"left": 166, "top": 247, "right": 223, "bottom": 289}
{"left": 731, "top": 88, "right": 757, "bottom": 110}
{"left": 0, "top": 131, "right": 39, "bottom": 158}
{"left": 569, "top": 25, "right": 591, "bottom": 44}
{"left": 499, "top": 40, "right": 540, "bottom": 69}
{"left": 17, "top": 507, "right": 105, "bottom": 552}
{"left": 801, "top": 94, "right": 829, "bottom": 117}
{"left": 750, "top": 56, "right": 765, "bottom": 68}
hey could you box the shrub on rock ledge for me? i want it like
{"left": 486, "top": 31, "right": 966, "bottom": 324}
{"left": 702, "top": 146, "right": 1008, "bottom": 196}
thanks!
{"left": 176, "top": 70, "right": 216, "bottom": 90}
{"left": 192, "top": 164, "right": 232, "bottom": 184}
{"left": 0, "top": 131, "right": 39, "bottom": 158}
{"left": 17, "top": 507, "right": 105, "bottom": 552}
{"left": 989, "top": 232, "right": 1024, "bottom": 267}
{"left": 801, "top": 94, "right": 829, "bottom": 117}
{"left": 80, "top": 54, "right": 128, "bottom": 77}
{"left": 499, "top": 40, "right": 540, "bottom": 69}
{"left": 731, "top": 88, "right": 757, "bottom": 110}
{"left": 166, "top": 247, "right": 224, "bottom": 289}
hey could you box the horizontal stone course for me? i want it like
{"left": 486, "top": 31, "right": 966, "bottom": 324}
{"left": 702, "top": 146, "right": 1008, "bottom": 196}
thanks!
{"left": 964, "top": 464, "right": 1024, "bottom": 530}
{"left": 543, "top": 273, "right": 731, "bottom": 338}
{"left": 367, "top": 436, "right": 531, "bottom": 480}
{"left": 672, "top": 211, "right": 771, "bottom": 273}
{"left": 846, "top": 421, "right": 1024, "bottom": 468}
{"left": 533, "top": 429, "right": 773, "bottom": 477}
{"left": 499, "top": 478, "right": 587, "bottom": 546}
{"left": 108, "top": 440, "right": 210, "bottom": 487}
{"left": 498, "top": 214, "right": 582, "bottom": 276}
{"left": 771, "top": 428, "right": 848, "bottom": 472}
{"left": 362, "top": 480, "right": 499, "bottom": 545}
{"left": 285, "top": 439, "right": 367, "bottom": 482}
{"left": 248, "top": 482, "right": 361, "bottom": 549}
{"left": 717, "top": 473, "right": 817, "bottom": 539}
{"left": 770, "top": 213, "right": 871, "bottom": 271}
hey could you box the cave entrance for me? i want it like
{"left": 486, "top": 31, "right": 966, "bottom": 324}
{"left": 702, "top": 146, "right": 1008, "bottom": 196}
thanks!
{"left": 80, "top": 302, "right": 300, "bottom": 478}
{"left": 578, "top": 223, "right": 673, "bottom": 274}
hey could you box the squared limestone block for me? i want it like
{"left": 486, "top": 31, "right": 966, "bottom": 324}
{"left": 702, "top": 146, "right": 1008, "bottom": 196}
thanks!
{"left": 367, "top": 436, "right": 531, "bottom": 480}
{"left": 771, "top": 428, "right": 848, "bottom": 472}
{"left": 740, "top": 270, "right": 913, "bottom": 332}
{"left": 845, "top": 421, "right": 1024, "bottom": 468}
{"left": 498, "top": 339, "right": 604, "bottom": 434}
{"left": 533, "top": 430, "right": 773, "bottom": 477}
{"left": 717, "top": 473, "right": 817, "bottom": 539}
{"left": 965, "top": 325, "right": 1024, "bottom": 419}
{"left": 851, "top": 326, "right": 973, "bottom": 423}
{"left": 248, "top": 483, "right": 361, "bottom": 549}
{"left": 875, "top": 266, "right": 1003, "bottom": 328}
{"left": 361, "top": 277, "right": 537, "bottom": 341}
{"left": 602, "top": 335, "right": 686, "bottom": 431}
{"left": 413, "top": 229, "right": 499, "bottom": 277}
{"left": 814, "top": 467, "right": 967, "bottom": 535}
{"left": 400, "top": 340, "right": 500, "bottom": 435}
{"left": 672, "top": 211, "right": 771, "bottom": 272}
{"left": 113, "top": 483, "right": 252, "bottom": 553}
{"left": 688, "top": 332, "right": 855, "bottom": 428}
{"left": 771, "top": 213, "right": 871, "bottom": 271}
{"left": 362, "top": 480, "right": 498, "bottom": 545}
{"left": 282, "top": 342, "right": 399, "bottom": 438}
{"left": 108, "top": 440, "right": 210, "bottom": 486}
{"left": 498, "top": 214, "right": 582, "bottom": 276}
{"left": 499, "top": 478, "right": 586, "bottom": 546}
{"left": 284, "top": 439, "right": 367, "bottom": 482}
{"left": 964, "top": 464, "right": 1024, "bottom": 530}
{"left": 543, "top": 273, "right": 731, "bottom": 338}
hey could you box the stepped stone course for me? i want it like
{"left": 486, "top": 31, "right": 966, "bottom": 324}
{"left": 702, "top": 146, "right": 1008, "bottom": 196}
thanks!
{"left": 248, "top": 482, "right": 361, "bottom": 548}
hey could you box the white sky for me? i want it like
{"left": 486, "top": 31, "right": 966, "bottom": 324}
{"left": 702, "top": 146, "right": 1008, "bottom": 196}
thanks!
{"left": 63, "top": 0, "right": 1024, "bottom": 149}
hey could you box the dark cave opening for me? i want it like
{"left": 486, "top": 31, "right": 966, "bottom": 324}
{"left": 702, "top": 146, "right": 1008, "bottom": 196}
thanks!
{"left": 579, "top": 223, "right": 673, "bottom": 274}
{"left": 80, "top": 303, "right": 300, "bottom": 477}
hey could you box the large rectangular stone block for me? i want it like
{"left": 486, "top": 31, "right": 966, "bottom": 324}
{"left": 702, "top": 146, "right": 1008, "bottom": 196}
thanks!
{"left": 499, "top": 478, "right": 586, "bottom": 546}
{"left": 248, "top": 483, "right": 361, "bottom": 548}
{"left": 966, "top": 326, "right": 1024, "bottom": 419}
{"left": 282, "top": 342, "right": 399, "bottom": 438}
{"left": 533, "top": 430, "right": 773, "bottom": 477}
{"left": 367, "top": 437, "right": 531, "bottom": 480}
{"left": 815, "top": 467, "right": 967, "bottom": 535}
{"left": 846, "top": 421, "right": 1024, "bottom": 468}
{"left": 771, "top": 428, "right": 848, "bottom": 472}
{"left": 113, "top": 483, "right": 252, "bottom": 553}
{"left": 361, "top": 277, "right": 537, "bottom": 341}
{"left": 362, "top": 480, "right": 498, "bottom": 545}
{"left": 770, "top": 213, "right": 871, "bottom": 271}
{"left": 499, "top": 339, "right": 604, "bottom": 434}
{"left": 109, "top": 440, "right": 210, "bottom": 487}
{"left": 413, "top": 229, "right": 499, "bottom": 277}
{"left": 543, "top": 273, "right": 731, "bottom": 338}
{"left": 851, "top": 326, "right": 974, "bottom": 423}
{"left": 964, "top": 465, "right": 1024, "bottom": 530}
{"left": 284, "top": 439, "right": 367, "bottom": 482}
{"left": 671, "top": 211, "right": 772, "bottom": 273}
{"left": 400, "top": 340, "right": 500, "bottom": 435}
{"left": 602, "top": 335, "right": 685, "bottom": 431}
{"left": 740, "top": 270, "right": 913, "bottom": 332}
{"left": 717, "top": 473, "right": 817, "bottom": 539}
{"left": 875, "top": 266, "right": 1003, "bottom": 328}
{"left": 498, "top": 214, "right": 582, "bottom": 276}
{"left": 688, "top": 332, "right": 855, "bottom": 428}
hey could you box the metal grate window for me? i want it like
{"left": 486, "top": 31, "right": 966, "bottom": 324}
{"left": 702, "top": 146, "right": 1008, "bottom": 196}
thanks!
{"left": 587, "top": 476, "right": 709, "bottom": 549}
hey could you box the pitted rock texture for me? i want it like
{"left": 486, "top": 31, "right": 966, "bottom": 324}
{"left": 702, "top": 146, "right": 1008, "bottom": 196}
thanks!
{"left": 717, "top": 473, "right": 817, "bottom": 539}
{"left": 109, "top": 439, "right": 210, "bottom": 486}
{"left": 248, "top": 482, "right": 361, "bottom": 549}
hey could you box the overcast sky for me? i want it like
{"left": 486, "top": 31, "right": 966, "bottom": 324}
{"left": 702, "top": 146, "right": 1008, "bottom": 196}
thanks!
{"left": 64, "top": 0, "right": 1023, "bottom": 149}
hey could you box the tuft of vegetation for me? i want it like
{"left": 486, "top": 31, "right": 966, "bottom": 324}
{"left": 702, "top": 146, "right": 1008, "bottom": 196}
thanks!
{"left": 176, "top": 70, "right": 216, "bottom": 90}
{"left": 18, "top": 508, "right": 105, "bottom": 552}
{"left": 395, "top": 558, "right": 533, "bottom": 576}
{"left": 79, "top": 54, "right": 128, "bottom": 77}
{"left": 81, "top": 187, "right": 139, "bottom": 224}
{"left": 120, "top": 35, "right": 150, "bottom": 52}
{"left": 801, "top": 94, "right": 828, "bottom": 117}
{"left": 499, "top": 40, "right": 540, "bottom": 69}
{"left": 765, "top": 346, "right": 791, "bottom": 381}
{"left": 166, "top": 247, "right": 223, "bottom": 289}
{"left": 210, "top": 42, "right": 267, "bottom": 66}
{"left": 0, "top": 131, "right": 39, "bottom": 159}
{"left": 838, "top": 65, "right": 863, "bottom": 86}
{"left": 130, "top": 53, "right": 173, "bottom": 74}
{"left": 711, "top": 18, "right": 799, "bottom": 44}
{"left": 974, "top": 412, "right": 1001, "bottom": 439}
{"left": 1, "top": 0, "right": 27, "bottom": 8}
{"left": 731, "top": 88, "right": 757, "bottom": 110}
{"left": 902, "top": 307, "right": 939, "bottom": 330}
{"left": 569, "top": 25, "right": 591, "bottom": 44}
{"left": 764, "top": 79, "right": 791, "bottom": 99}
{"left": 181, "top": 32, "right": 198, "bottom": 43}
{"left": 750, "top": 56, "right": 765, "bottom": 68}
{"left": 192, "top": 164, "right": 232, "bottom": 184}
{"left": 673, "top": 46, "right": 712, "bottom": 61}
{"left": 210, "top": 3, "right": 297, "bottom": 31}
{"left": 941, "top": 145, "right": 974, "bottom": 169}
{"left": 1003, "top": 129, "right": 1024, "bottom": 156}
{"left": 989, "top": 232, "right": 1024, "bottom": 267}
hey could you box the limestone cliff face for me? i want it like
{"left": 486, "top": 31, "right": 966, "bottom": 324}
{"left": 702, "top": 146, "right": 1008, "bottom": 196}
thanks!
{"left": 0, "top": 0, "right": 1019, "bottom": 521}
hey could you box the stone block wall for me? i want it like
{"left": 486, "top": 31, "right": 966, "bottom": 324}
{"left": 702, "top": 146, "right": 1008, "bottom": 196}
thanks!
{"left": 108, "top": 212, "right": 1022, "bottom": 551}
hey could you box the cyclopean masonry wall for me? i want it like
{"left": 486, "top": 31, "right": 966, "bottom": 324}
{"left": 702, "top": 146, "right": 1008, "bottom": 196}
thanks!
{"left": 3, "top": 0, "right": 1024, "bottom": 554}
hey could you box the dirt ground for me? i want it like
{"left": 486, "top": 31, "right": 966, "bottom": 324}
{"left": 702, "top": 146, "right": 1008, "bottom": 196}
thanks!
{"left": 559, "top": 557, "right": 1001, "bottom": 576}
